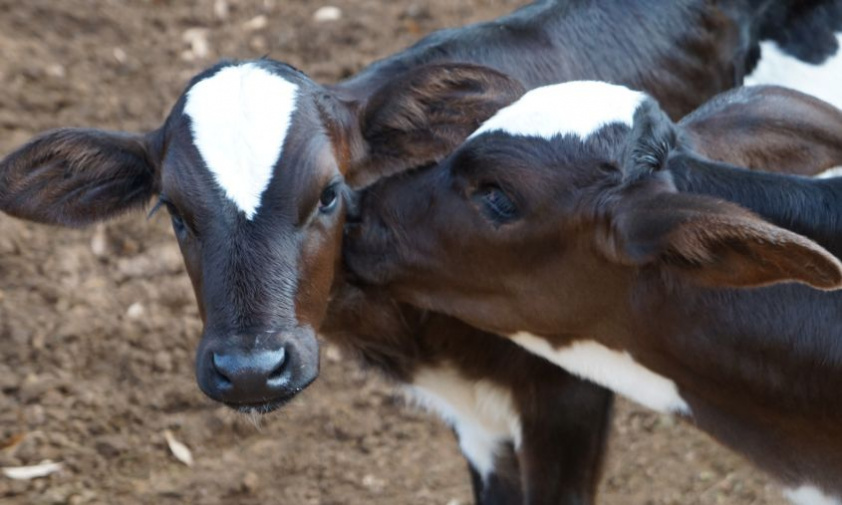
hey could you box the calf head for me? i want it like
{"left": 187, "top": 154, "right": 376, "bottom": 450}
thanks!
{"left": 345, "top": 81, "right": 842, "bottom": 336}
{"left": 0, "top": 59, "right": 523, "bottom": 411}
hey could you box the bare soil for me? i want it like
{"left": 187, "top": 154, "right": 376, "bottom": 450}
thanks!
{"left": 0, "top": 1, "right": 790, "bottom": 504}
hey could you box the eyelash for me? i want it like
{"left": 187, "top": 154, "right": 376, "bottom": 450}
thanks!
{"left": 147, "top": 197, "right": 166, "bottom": 220}
{"left": 169, "top": 208, "right": 187, "bottom": 234}
{"left": 151, "top": 196, "right": 192, "bottom": 237}
{"left": 473, "top": 183, "right": 519, "bottom": 225}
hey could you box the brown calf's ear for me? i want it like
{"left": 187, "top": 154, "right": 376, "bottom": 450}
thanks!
{"left": 678, "top": 85, "right": 842, "bottom": 175}
{"left": 349, "top": 63, "right": 525, "bottom": 188}
{"left": 608, "top": 191, "right": 842, "bottom": 291}
{"left": 0, "top": 128, "right": 160, "bottom": 227}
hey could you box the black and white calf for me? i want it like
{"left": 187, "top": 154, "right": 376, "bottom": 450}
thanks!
{"left": 746, "top": 1, "right": 842, "bottom": 108}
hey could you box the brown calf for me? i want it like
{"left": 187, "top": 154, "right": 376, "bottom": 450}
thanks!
{"left": 345, "top": 85, "right": 842, "bottom": 502}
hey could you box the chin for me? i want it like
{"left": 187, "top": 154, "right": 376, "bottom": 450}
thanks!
{"left": 230, "top": 400, "right": 288, "bottom": 415}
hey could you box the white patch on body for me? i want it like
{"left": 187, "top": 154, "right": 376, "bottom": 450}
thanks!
{"left": 184, "top": 63, "right": 299, "bottom": 219}
{"left": 509, "top": 333, "right": 690, "bottom": 415}
{"left": 408, "top": 366, "right": 522, "bottom": 481}
{"left": 469, "top": 80, "right": 646, "bottom": 141}
{"left": 815, "top": 166, "right": 842, "bottom": 179}
{"left": 745, "top": 34, "right": 842, "bottom": 110}
{"left": 785, "top": 485, "right": 842, "bottom": 505}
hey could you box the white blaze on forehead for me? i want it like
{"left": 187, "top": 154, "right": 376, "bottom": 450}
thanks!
{"left": 746, "top": 33, "right": 842, "bottom": 110}
{"left": 510, "top": 333, "right": 691, "bottom": 416}
{"left": 184, "top": 63, "right": 299, "bottom": 220}
{"left": 469, "top": 80, "right": 647, "bottom": 141}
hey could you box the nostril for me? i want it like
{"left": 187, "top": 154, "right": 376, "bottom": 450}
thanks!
{"left": 266, "top": 347, "right": 288, "bottom": 388}
{"left": 208, "top": 346, "right": 290, "bottom": 399}
{"left": 211, "top": 353, "right": 233, "bottom": 389}
{"left": 267, "top": 347, "right": 286, "bottom": 381}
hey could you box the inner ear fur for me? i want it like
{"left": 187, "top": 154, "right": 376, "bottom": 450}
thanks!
{"left": 621, "top": 100, "right": 678, "bottom": 182}
{"left": 348, "top": 63, "right": 525, "bottom": 188}
{"left": 606, "top": 189, "right": 842, "bottom": 291}
{"left": 0, "top": 127, "right": 161, "bottom": 227}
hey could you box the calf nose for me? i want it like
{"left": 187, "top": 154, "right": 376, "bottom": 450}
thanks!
{"left": 207, "top": 348, "right": 288, "bottom": 404}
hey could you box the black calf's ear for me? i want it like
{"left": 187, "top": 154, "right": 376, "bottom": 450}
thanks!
{"left": 349, "top": 63, "right": 525, "bottom": 188}
{"left": 0, "top": 128, "right": 160, "bottom": 227}
{"left": 621, "top": 100, "right": 677, "bottom": 182}
{"left": 605, "top": 191, "right": 842, "bottom": 291}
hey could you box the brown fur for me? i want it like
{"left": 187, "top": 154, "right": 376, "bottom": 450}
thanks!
{"left": 681, "top": 86, "right": 842, "bottom": 175}
{"left": 345, "top": 85, "right": 842, "bottom": 494}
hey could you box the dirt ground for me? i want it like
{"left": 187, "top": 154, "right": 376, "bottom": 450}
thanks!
{"left": 0, "top": 1, "right": 792, "bottom": 504}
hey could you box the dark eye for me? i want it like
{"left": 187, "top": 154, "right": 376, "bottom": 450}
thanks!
{"left": 164, "top": 203, "right": 189, "bottom": 237}
{"left": 171, "top": 213, "right": 186, "bottom": 234}
{"left": 473, "top": 183, "right": 519, "bottom": 224}
{"left": 319, "top": 184, "right": 340, "bottom": 213}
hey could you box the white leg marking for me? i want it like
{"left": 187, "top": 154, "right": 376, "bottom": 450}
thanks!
{"left": 184, "top": 62, "right": 299, "bottom": 219}
{"left": 509, "top": 333, "right": 690, "bottom": 415}
{"left": 408, "top": 366, "right": 522, "bottom": 481}
{"left": 745, "top": 34, "right": 842, "bottom": 110}
{"left": 785, "top": 485, "right": 842, "bottom": 505}
{"left": 469, "top": 81, "right": 646, "bottom": 141}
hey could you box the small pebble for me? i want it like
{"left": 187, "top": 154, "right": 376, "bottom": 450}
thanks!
{"left": 182, "top": 28, "right": 210, "bottom": 60}
{"left": 313, "top": 6, "right": 342, "bottom": 22}
{"left": 242, "top": 15, "right": 268, "bottom": 31}
{"left": 126, "top": 302, "right": 145, "bottom": 319}
{"left": 361, "top": 474, "right": 385, "bottom": 493}
{"left": 241, "top": 471, "right": 259, "bottom": 494}
{"left": 45, "top": 64, "right": 66, "bottom": 78}
{"left": 112, "top": 47, "right": 127, "bottom": 64}
{"left": 90, "top": 224, "right": 108, "bottom": 257}
{"left": 214, "top": 0, "right": 229, "bottom": 20}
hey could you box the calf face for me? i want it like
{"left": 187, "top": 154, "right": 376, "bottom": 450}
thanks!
{"left": 345, "top": 81, "right": 842, "bottom": 336}
{"left": 0, "top": 59, "right": 522, "bottom": 411}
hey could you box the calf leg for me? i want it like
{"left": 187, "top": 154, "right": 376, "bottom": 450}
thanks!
{"left": 515, "top": 368, "right": 614, "bottom": 505}
{"left": 466, "top": 450, "right": 524, "bottom": 505}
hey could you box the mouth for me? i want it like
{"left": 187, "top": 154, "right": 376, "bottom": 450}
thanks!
{"left": 220, "top": 379, "right": 314, "bottom": 415}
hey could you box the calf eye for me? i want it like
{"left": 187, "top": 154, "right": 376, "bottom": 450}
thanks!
{"left": 473, "top": 183, "right": 519, "bottom": 224}
{"left": 319, "top": 184, "right": 340, "bottom": 213}
{"left": 171, "top": 212, "right": 186, "bottom": 235}
{"left": 161, "top": 201, "right": 190, "bottom": 238}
